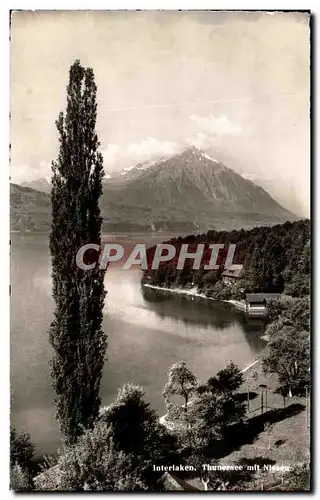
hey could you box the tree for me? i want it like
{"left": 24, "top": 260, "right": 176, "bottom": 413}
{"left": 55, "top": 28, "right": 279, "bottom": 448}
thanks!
{"left": 263, "top": 326, "right": 310, "bottom": 396}
{"left": 207, "top": 361, "right": 244, "bottom": 395}
{"left": 10, "top": 464, "right": 31, "bottom": 491}
{"left": 10, "top": 427, "right": 34, "bottom": 470}
{"left": 162, "top": 362, "right": 198, "bottom": 448}
{"left": 163, "top": 361, "right": 198, "bottom": 410}
{"left": 35, "top": 384, "right": 177, "bottom": 492}
{"left": 189, "top": 389, "right": 246, "bottom": 446}
{"left": 34, "top": 424, "right": 145, "bottom": 491}
{"left": 49, "top": 60, "right": 107, "bottom": 443}
{"left": 266, "top": 297, "right": 310, "bottom": 335}
{"left": 142, "top": 220, "right": 311, "bottom": 296}
{"left": 189, "top": 362, "right": 245, "bottom": 445}
{"left": 284, "top": 240, "right": 310, "bottom": 297}
{"left": 10, "top": 428, "right": 35, "bottom": 491}
{"left": 101, "top": 383, "right": 177, "bottom": 466}
{"left": 187, "top": 393, "right": 221, "bottom": 448}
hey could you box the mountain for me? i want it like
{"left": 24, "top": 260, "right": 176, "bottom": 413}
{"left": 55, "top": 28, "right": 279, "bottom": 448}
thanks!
{"left": 21, "top": 178, "right": 52, "bottom": 194}
{"left": 100, "top": 146, "right": 296, "bottom": 231}
{"left": 10, "top": 183, "right": 51, "bottom": 232}
{"left": 11, "top": 147, "right": 297, "bottom": 233}
{"left": 240, "top": 172, "right": 308, "bottom": 218}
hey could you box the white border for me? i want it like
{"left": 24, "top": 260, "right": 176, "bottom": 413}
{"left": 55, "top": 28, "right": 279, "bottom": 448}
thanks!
{"left": 1, "top": 2, "right": 316, "bottom": 498}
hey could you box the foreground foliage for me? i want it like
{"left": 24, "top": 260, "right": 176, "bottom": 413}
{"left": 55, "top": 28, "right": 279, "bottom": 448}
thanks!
{"left": 35, "top": 384, "right": 178, "bottom": 491}
{"left": 163, "top": 361, "right": 246, "bottom": 451}
{"left": 10, "top": 428, "right": 35, "bottom": 491}
{"left": 280, "top": 463, "right": 310, "bottom": 491}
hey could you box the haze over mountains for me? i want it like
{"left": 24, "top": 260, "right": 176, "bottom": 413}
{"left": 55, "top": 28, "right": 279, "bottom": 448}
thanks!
{"left": 13, "top": 147, "right": 297, "bottom": 233}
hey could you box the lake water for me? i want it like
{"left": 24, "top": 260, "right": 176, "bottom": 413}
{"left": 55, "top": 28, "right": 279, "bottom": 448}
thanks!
{"left": 10, "top": 233, "right": 266, "bottom": 455}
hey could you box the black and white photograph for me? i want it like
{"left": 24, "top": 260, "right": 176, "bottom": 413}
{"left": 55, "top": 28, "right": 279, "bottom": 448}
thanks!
{"left": 9, "top": 9, "right": 311, "bottom": 492}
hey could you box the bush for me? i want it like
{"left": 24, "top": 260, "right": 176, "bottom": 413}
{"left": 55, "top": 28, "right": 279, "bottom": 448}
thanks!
{"left": 34, "top": 424, "right": 148, "bottom": 491}
{"left": 207, "top": 281, "right": 232, "bottom": 300}
{"left": 10, "top": 428, "right": 35, "bottom": 491}
{"left": 10, "top": 427, "right": 34, "bottom": 470}
{"left": 280, "top": 463, "right": 310, "bottom": 491}
{"left": 263, "top": 326, "right": 310, "bottom": 395}
{"left": 10, "top": 464, "right": 31, "bottom": 491}
{"left": 35, "top": 383, "right": 178, "bottom": 491}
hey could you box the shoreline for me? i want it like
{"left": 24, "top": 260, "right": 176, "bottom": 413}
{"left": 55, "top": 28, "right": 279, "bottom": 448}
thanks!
{"left": 242, "top": 358, "right": 260, "bottom": 373}
{"left": 143, "top": 283, "right": 270, "bottom": 317}
{"left": 143, "top": 283, "right": 216, "bottom": 301}
{"left": 143, "top": 282, "right": 246, "bottom": 308}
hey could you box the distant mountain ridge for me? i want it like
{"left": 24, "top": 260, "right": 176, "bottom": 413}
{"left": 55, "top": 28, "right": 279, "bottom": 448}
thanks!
{"left": 100, "top": 146, "right": 296, "bottom": 231}
{"left": 21, "top": 178, "right": 52, "bottom": 194}
{"left": 11, "top": 147, "right": 297, "bottom": 232}
{"left": 11, "top": 183, "right": 51, "bottom": 232}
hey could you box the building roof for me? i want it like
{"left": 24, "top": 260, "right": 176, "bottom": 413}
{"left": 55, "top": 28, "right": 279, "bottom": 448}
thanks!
{"left": 222, "top": 264, "right": 243, "bottom": 278}
{"left": 161, "top": 472, "right": 201, "bottom": 492}
{"left": 246, "top": 293, "right": 280, "bottom": 303}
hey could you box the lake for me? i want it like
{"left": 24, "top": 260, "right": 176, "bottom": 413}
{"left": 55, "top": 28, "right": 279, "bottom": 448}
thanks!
{"left": 10, "top": 233, "right": 266, "bottom": 455}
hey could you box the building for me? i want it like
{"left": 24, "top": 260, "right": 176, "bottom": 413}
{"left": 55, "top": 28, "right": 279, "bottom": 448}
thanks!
{"left": 160, "top": 472, "right": 201, "bottom": 491}
{"left": 245, "top": 293, "right": 280, "bottom": 316}
{"left": 222, "top": 264, "right": 244, "bottom": 285}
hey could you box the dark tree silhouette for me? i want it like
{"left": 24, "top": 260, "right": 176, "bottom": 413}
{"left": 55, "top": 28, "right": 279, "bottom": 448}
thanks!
{"left": 49, "top": 60, "right": 107, "bottom": 443}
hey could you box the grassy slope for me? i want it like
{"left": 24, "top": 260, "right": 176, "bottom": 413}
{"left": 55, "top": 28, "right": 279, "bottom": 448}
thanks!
{"left": 187, "top": 359, "right": 310, "bottom": 491}
{"left": 222, "top": 360, "right": 309, "bottom": 465}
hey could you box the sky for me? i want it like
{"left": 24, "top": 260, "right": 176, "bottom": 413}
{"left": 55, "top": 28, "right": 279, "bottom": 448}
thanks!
{"left": 10, "top": 10, "right": 310, "bottom": 216}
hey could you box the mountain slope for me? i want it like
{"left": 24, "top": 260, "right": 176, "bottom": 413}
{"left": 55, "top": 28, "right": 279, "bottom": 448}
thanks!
{"left": 11, "top": 147, "right": 297, "bottom": 232}
{"left": 10, "top": 183, "right": 51, "bottom": 232}
{"left": 101, "top": 146, "right": 295, "bottom": 231}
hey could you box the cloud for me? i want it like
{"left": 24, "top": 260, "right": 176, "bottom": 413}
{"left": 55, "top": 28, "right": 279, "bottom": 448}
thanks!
{"left": 190, "top": 132, "right": 212, "bottom": 149}
{"left": 11, "top": 161, "right": 51, "bottom": 183}
{"left": 241, "top": 172, "right": 279, "bottom": 182}
{"left": 101, "top": 137, "right": 179, "bottom": 172}
{"left": 189, "top": 114, "right": 244, "bottom": 137}
{"left": 13, "top": 138, "right": 179, "bottom": 182}
{"left": 128, "top": 137, "right": 178, "bottom": 157}
{"left": 101, "top": 144, "right": 121, "bottom": 166}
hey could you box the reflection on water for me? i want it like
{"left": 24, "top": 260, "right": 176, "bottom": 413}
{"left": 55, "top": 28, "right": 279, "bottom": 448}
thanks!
{"left": 11, "top": 233, "right": 266, "bottom": 455}
{"left": 141, "top": 287, "right": 266, "bottom": 352}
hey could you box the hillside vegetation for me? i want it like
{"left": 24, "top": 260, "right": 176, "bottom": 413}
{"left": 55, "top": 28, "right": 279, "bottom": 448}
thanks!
{"left": 143, "top": 219, "right": 310, "bottom": 299}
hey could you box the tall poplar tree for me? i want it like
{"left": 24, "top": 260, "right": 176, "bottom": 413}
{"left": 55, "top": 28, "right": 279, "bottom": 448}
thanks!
{"left": 49, "top": 60, "right": 107, "bottom": 443}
